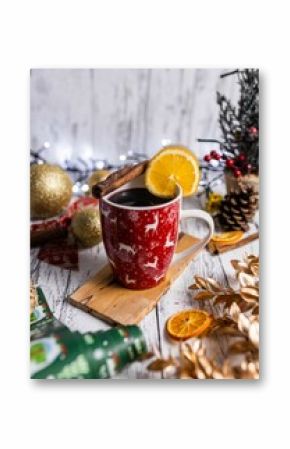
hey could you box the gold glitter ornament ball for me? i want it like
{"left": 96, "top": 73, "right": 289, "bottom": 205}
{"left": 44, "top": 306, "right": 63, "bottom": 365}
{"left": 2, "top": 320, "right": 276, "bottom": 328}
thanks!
{"left": 88, "top": 169, "right": 111, "bottom": 194}
{"left": 71, "top": 207, "right": 102, "bottom": 247}
{"left": 31, "top": 164, "right": 73, "bottom": 218}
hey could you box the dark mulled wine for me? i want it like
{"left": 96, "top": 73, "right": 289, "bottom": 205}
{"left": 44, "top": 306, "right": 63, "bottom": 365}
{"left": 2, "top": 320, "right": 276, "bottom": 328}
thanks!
{"left": 109, "top": 188, "right": 171, "bottom": 207}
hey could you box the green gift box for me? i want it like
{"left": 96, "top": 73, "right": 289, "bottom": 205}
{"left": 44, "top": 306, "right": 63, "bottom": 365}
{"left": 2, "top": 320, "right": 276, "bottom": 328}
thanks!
{"left": 30, "top": 287, "right": 147, "bottom": 379}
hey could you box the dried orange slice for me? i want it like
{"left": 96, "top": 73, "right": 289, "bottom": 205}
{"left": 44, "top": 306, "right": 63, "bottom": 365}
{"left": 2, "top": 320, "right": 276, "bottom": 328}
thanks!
{"left": 166, "top": 309, "right": 212, "bottom": 341}
{"left": 145, "top": 145, "right": 200, "bottom": 198}
{"left": 211, "top": 231, "right": 244, "bottom": 245}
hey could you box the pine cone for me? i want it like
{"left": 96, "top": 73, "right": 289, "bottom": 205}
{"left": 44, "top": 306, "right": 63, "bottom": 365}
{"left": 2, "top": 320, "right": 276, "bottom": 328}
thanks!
{"left": 218, "top": 186, "right": 258, "bottom": 231}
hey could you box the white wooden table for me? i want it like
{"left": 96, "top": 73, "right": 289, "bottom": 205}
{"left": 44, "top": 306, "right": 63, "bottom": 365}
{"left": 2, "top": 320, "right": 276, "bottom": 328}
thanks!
{"left": 30, "top": 194, "right": 259, "bottom": 379}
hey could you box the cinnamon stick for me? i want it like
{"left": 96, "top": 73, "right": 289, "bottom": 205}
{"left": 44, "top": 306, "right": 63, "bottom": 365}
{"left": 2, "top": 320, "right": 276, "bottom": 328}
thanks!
{"left": 92, "top": 160, "right": 149, "bottom": 198}
{"left": 207, "top": 232, "right": 259, "bottom": 255}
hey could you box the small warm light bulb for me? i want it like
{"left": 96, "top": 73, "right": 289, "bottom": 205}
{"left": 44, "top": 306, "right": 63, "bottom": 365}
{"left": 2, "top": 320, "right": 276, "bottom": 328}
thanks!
{"left": 96, "top": 160, "right": 105, "bottom": 169}
{"left": 161, "top": 138, "right": 171, "bottom": 147}
{"left": 43, "top": 141, "right": 50, "bottom": 149}
{"left": 119, "top": 154, "right": 126, "bottom": 161}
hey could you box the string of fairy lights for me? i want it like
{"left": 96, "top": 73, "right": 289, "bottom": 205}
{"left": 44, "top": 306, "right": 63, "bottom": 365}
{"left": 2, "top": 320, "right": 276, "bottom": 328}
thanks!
{"left": 30, "top": 141, "right": 224, "bottom": 197}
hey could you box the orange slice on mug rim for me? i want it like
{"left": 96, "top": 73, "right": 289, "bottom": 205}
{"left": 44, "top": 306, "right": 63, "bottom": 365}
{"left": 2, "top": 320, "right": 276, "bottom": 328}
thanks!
{"left": 145, "top": 145, "right": 200, "bottom": 198}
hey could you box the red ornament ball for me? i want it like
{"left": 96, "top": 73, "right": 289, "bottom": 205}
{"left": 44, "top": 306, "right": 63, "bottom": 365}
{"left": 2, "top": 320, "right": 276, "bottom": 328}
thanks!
{"left": 214, "top": 153, "right": 221, "bottom": 160}
{"left": 233, "top": 169, "right": 242, "bottom": 178}
{"left": 226, "top": 159, "right": 235, "bottom": 168}
{"left": 204, "top": 154, "right": 211, "bottom": 162}
{"left": 210, "top": 150, "right": 218, "bottom": 158}
{"left": 238, "top": 153, "right": 246, "bottom": 162}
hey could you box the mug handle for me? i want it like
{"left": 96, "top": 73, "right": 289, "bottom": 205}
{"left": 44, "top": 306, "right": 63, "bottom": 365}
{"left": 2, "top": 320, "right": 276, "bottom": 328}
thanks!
{"left": 177, "top": 209, "right": 214, "bottom": 259}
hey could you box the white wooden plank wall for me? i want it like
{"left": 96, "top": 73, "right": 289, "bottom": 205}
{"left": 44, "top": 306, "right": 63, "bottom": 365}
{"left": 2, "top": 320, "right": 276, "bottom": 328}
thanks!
{"left": 30, "top": 68, "right": 240, "bottom": 164}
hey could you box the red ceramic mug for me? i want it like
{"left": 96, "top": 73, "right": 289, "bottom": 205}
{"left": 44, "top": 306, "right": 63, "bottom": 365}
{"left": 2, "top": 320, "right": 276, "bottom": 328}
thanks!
{"left": 100, "top": 183, "right": 214, "bottom": 290}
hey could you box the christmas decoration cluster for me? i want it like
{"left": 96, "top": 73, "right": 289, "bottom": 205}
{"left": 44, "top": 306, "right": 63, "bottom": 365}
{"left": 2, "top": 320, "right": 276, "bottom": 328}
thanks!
{"left": 202, "top": 69, "right": 259, "bottom": 178}
{"left": 30, "top": 68, "right": 259, "bottom": 380}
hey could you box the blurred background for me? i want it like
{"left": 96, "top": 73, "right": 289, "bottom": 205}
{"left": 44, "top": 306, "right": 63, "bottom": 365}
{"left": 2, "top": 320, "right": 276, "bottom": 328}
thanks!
{"left": 30, "top": 68, "right": 239, "bottom": 165}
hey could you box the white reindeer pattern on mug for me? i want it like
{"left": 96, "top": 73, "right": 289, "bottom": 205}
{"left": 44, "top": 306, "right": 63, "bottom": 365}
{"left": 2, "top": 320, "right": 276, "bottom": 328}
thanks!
{"left": 154, "top": 273, "right": 164, "bottom": 282}
{"left": 144, "top": 256, "right": 158, "bottom": 269}
{"left": 125, "top": 274, "right": 136, "bottom": 285}
{"left": 118, "top": 242, "right": 136, "bottom": 255}
{"left": 145, "top": 213, "right": 159, "bottom": 233}
{"left": 164, "top": 233, "right": 175, "bottom": 248}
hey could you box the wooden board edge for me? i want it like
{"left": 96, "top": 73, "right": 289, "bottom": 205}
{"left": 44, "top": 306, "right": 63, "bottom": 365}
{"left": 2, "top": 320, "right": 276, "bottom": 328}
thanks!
{"left": 68, "top": 295, "right": 117, "bottom": 326}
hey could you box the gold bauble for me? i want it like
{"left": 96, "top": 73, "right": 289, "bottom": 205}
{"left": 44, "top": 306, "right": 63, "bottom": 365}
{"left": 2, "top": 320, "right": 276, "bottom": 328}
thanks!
{"left": 31, "top": 164, "right": 73, "bottom": 218}
{"left": 71, "top": 207, "right": 102, "bottom": 247}
{"left": 88, "top": 170, "right": 111, "bottom": 194}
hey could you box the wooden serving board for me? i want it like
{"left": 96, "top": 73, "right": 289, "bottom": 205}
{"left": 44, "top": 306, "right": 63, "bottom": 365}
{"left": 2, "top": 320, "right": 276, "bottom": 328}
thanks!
{"left": 68, "top": 233, "right": 202, "bottom": 326}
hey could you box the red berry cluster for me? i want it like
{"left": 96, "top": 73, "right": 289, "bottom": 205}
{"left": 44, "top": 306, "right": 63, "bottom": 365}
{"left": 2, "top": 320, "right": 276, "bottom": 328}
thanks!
{"left": 203, "top": 150, "right": 252, "bottom": 178}
{"left": 225, "top": 153, "right": 252, "bottom": 177}
{"left": 203, "top": 150, "right": 221, "bottom": 162}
